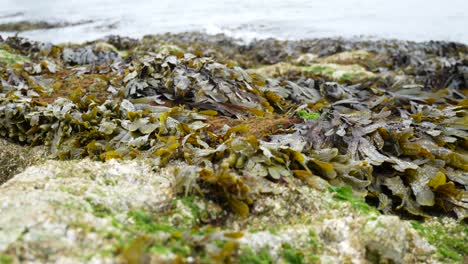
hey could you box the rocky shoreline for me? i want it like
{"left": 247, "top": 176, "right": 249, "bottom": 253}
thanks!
{"left": 0, "top": 33, "right": 467, "bottom": 263}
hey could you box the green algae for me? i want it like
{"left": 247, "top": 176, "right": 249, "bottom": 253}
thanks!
{"left": 304, "top": 65, "right": 335, "bottom": 75}
{"left": 85, "top": 197, "right": 113, "bottom": 218}
{"left": 339, "top": 72, "right": 354, "bottom": 82}
{"left": 330, "top": 186, "right": 379, "bottom": 215}
{"left": 411, "top": 219, "right": 468, "bottom": 263}
{"left": 302, "top": 63, "right": 375, "bottom": 82}
{"left": 0, "top": 47, "right": 30, "bottom": 66}
{"left": 106, "top": 208, "right": 222, "bottom": 262}
{"left": 180, "top": 196, "right": 201, "bottom": 214}
{"left": 281, "top": 243, "right": 305, "bottom": 264}
{"left": 172, "top": 196, "right": 202, "bottom": 226}
{"left": 0, "top": 255, "right": 13, "bottom": 264}
{"left": 255, "top": 62, "right": 375, "bottom": 82}
{"left": 112, "top": 211, "right": 193, "bottom": 261}
{"left": 238, "top": 231, "right": 322, "bottom": 264}
{"left": 156, "top": 44, "right": 185, "bottom": 55}
{"left": 280, "top": 230, "right": 322, "bottom": 264}
{"left": 129, "top": 210, "right": 181, "bottom": 233}
{"left": 297, "top": 109, "right": 320, "bottom": 120}
{"left": 307, "top": 230, "right": 322, "bottom": 253}
{"left": 239, "top": 247, "right": 273, "bottom": 264}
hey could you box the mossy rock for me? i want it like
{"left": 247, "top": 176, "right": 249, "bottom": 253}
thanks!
{"left": 0, "top": 47, "right": 30, "bottom": 66}
{"left": 156, "top": 44, "right": 185, "bottom": 55}
{"left": 253, "top": 62, "right": 375, "bottom": 83}
{"left": 0, "top": 159, "right": 175, "bottom": 262}
{"left": 303, "top": 63, "right": 375, "bottom": 82}
{"left": 411, "top": 218, "right": 468, "bottom": 263}
{"left": 319, "top": 50, "right": 382, "bottom": 69}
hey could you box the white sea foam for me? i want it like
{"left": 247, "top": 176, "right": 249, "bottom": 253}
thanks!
{"left": 0, "top": 0, "right": 467, "bottom": 43}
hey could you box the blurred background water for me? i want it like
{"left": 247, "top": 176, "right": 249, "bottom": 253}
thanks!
{"left": 1, "top": 0, "right": 467, "bottom": 43}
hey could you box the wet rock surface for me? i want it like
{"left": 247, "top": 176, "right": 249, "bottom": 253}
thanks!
{"left": 0, "top": 33, "right": 467, "bottom": 263}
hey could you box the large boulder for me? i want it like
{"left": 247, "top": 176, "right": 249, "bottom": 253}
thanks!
{"left": 0, "top": 159, "right": 175, "bottom": 262}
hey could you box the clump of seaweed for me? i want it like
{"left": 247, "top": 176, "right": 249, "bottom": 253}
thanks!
{"left": 0, "top": 35, "right": 467, "bottom": 219}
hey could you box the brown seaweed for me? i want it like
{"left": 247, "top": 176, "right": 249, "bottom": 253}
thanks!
{"left": 0, "top": 35, "right": 466, "bottom": 219}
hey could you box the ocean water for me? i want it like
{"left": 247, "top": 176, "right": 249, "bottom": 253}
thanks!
{"left": 1, "top": 0, "right": 467, "bottom": 44}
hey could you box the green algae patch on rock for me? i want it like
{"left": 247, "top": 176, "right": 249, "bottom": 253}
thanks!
{"left": 253, "top": 62, "right": 375, "bottom": 83}
{"left": 239, "top": 246, "right": 274, "bottom": 264}
{"left": 251, "top": 62, "right": 299, "bottom": 77}
{"left": 167, "top": 195, "right": 224, "bottom": 227}
{"left": 295, "top": 50, "right": 381, "bottom": 70}
{"left": 294, "top": 53, "right": 319, "bottom": 65}
{"left": 0, "top": 47, "right": 30, "bottom": 66}
{"left": 94, "top": 41, "right": 130, "bottom": 58}
{"left": 156, "top": 44, "right": 185, "bottom": 55}
{"left": 330, "top": 186, "right": 379, "bottom": 215}
{"left": 302, "top": 63, "right": 375, "bottom": 82}
{"left": 411, "top": 217, "right": 468, "bottom": 263}
{"left": 0, "top": 255, "right": 13, "bottom": 264}
{"left": 318, "top": 50, "right": 381, "bottom": 69}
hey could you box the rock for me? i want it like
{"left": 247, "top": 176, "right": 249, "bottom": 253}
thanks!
{"left": 0, "top": 139, "right": 47, "bottom": 185}
{"left": 303, "top": 63, "right": 375, "bottom": 82}
{"left": 225, "top": 183, "right": 436, "bottom": 264}
{"left": 156, "top": 44, "right": 185, "bottom": 55}
{"left": 0, "top": 159, "right": 175, "bottom": 262}
{"left": 363, "top": 216, "right": 434, "bottom": 264}
{"left": 94, "top": 42, "right": 118, "bottom": 53}
{"left": 94, "top": 42, "right": 130, "bottom": 58}
{"left": 254, "top": 62, "right": 375, "bottom": 82}
{"left": 0, "top": 161, "right": 439, "bottom": 263}
{"left": 295, "top": 53, "right": 319, "bottom": 65}
{"left": 250, "top": 62, "right": 298, "bottom": 77}
{"left": 319, "top": 50, "right": 378, "bottom": 67}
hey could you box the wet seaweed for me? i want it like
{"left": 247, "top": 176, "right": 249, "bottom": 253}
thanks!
{"left": 0, "top": 34, "right": 466, "bottom": 219}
